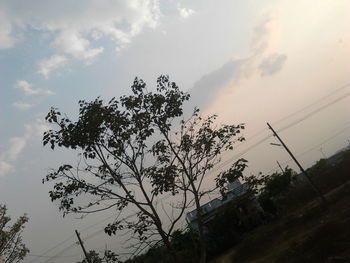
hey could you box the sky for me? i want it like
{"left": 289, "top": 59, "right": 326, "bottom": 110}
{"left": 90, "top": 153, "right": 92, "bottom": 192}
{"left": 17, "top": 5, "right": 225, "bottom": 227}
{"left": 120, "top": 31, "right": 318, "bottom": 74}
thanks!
{"left": 1, "top": 0, "right": 350, "bottom": 262}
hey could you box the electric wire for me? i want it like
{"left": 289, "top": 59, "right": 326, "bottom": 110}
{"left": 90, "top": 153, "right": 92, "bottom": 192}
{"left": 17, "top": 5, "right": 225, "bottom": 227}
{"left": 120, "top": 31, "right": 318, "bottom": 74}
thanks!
{"left": 265, "top": 122, "right": 350, "bottom": 174}
{"left": 207, "top": 90, "right": 350, "bottom": 175}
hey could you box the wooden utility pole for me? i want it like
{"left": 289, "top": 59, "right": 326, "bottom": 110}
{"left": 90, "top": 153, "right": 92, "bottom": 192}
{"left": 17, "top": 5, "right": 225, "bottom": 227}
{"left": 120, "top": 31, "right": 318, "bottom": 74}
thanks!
{"left": 276, "top": 161, "right": 284, "bottom": 173}
{"left": 267, "top": 122, "right": 326, "bottom": 203}
{"left": 75, "top": 230, "right": 90, "bottom": 263}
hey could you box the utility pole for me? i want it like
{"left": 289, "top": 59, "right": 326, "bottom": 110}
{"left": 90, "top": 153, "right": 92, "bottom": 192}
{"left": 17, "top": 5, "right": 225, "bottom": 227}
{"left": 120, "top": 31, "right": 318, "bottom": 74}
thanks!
{"left": 267, "top": 122, "right": 326, "bottom": 203}
{"left": 75, "top": 230, "right": 90, "bottom": 263}
{"left": 276, "top": 161, "right": 284, "bottom": 173}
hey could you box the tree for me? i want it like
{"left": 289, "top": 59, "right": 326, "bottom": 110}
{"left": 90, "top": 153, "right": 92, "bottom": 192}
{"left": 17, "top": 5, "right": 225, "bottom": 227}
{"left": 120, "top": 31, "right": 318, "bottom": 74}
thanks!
{"left": 246, "top": 167, "right": 296, "bottom": 214}
{"left": 43, "top": 75, "right": 246, "bottom": 263}
{"left": 262, "top": 167, "right": 295, "bottom": 198}
{"left": 0, "top": 205, "right": 29, "bottom": 263}
{"left": 307, "top": 159, "right": 330, "bottom": 178}
{"left": 78, "top": 250, "right": 119, "bottom": 263}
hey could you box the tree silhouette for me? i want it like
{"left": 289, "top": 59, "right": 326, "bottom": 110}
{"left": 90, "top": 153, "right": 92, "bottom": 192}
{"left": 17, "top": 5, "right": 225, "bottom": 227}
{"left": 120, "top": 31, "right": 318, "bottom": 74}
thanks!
{"left": 43, "top": 76, "right": 246, "bottom": 263}
{"left": 0, "top": 204, "right": 29, "bottom": 263}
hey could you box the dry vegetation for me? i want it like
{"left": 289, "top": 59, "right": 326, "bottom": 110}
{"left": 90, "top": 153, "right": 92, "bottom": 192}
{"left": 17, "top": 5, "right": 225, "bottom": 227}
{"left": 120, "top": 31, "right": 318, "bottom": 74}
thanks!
{"left": 211, "top": 151, "right": 350, "bottom": 263}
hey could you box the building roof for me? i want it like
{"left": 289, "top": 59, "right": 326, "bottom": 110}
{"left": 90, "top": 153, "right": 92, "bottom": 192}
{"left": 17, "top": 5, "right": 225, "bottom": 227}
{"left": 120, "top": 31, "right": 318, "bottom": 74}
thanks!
{"left": 186, "top": 180, "right": 250, "bottom": 223}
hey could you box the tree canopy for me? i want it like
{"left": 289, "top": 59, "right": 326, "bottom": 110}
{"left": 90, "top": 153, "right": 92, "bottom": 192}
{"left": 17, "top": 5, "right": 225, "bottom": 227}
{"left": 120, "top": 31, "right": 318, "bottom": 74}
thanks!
{"left": 43, "top": 75, "right": 247, "bottom": 263}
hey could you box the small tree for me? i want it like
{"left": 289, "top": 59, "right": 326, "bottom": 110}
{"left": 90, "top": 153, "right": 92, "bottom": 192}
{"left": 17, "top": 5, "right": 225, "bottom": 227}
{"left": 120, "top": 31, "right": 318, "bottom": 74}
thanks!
{"left": 307, "top": 159, "right": 330, "bottom": 177}
{"left": 0, "top": 205, "right": 29, "bottom": 263}
{"left": 246, "top": 167, "right": 296, "bottom": 214}
{"left": 43, "top": 76, "right": 246, "bottom": 263}
{"left": 78, "top": 250, "right": 119, "bottom": 263}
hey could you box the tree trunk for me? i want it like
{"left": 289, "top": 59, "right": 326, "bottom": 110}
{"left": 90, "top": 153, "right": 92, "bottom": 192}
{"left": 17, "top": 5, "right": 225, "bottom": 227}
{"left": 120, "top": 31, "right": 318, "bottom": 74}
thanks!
{"left": 194, "top": 194, "right": 206, "bottom": 263}
{"left": 155, "top": 222, "right": 179, "bottom": 263}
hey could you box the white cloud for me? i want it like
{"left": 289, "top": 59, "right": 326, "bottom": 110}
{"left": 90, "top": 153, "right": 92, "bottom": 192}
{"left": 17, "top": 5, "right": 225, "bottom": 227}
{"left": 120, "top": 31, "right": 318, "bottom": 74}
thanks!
{"left": 15, "top": 80, "right": 54, "bottom": 95}
{"left": 7, "top": 136, "right": 27, "bottom": 161}
{"left": 0, "top": 122, "right": 49, "bottom": 177}
{"left": 0, "top": 161, "right": 13, "bottom": 176}
{"left": 38, "top": 54, "right": 68, "bottom": 79}
{"left": 13, "top": 102, "right": 34, "bottom": 110}
{"left": 0, "top": 131, "right": 29, "bottom": 177}
{"left": 178, "top": 7, "right": 195, "bottom": 18}
{"left": 40, "top": 0, "right": 161, "bottom": 59}
{"left": 16, "top": 80, "right": 34, "bottom": 94}
{"left": 1, "top": 0, "right": 162, "bottom": 67}
{"left": 0, "top": 9, "right": 16, "bottom": 49}
{"left": 53, "top": 31, "right": 103, "bottom": 62}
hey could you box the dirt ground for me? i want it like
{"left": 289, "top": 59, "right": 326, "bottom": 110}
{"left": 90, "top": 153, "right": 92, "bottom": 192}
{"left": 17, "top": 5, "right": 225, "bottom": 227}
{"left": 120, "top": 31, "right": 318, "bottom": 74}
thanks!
{"left": 211, "top": 182, "right": 350, "bottom": 263}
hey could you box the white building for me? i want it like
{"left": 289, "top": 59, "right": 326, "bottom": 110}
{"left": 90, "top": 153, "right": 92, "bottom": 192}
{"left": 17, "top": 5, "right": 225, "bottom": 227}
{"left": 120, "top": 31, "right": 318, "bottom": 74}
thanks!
{"left": 186, "top": 179, "right": 251, "bottom": 229}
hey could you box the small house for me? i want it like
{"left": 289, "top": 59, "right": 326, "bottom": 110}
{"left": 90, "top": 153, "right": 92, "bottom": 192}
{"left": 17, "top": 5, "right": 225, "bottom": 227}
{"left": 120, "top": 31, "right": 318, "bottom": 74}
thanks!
{"left": 186, "top": 179, "right": 263, "bottom": 231}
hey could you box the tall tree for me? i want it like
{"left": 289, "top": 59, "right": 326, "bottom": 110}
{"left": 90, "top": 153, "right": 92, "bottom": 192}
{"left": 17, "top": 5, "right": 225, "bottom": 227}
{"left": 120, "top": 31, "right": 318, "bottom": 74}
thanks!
{"left": 43, "top": 76, "right": 246, "bottom": 263}
{"left": 0, "top": 205, "right": 29, "bottom": 263}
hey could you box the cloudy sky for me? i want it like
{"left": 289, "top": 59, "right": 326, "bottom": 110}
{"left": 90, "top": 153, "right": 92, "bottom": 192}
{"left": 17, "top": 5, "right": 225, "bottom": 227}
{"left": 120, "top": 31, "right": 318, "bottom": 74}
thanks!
{"left": 1, "top": 0, "right": 350, "bottom": 262}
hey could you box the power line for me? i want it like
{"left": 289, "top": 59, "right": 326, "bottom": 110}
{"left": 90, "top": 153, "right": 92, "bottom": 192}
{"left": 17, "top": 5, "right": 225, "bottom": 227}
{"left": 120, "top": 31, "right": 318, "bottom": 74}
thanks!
{"left": 273, "top": 83, "right": 350, "bottom": 126}
{"left": 265, "top": 123, "right": 350, "bottom": 174}
{"left": 39, "top": 213, "right": 129, "bottom": 263}
{"left": 39, "top": 201, "right": 178, "bottom": 263}
{"left": 39, "top": 243, "right": 80, "bottom": 263}
{"left": 233, "top": 82, "right": 350, "bottom": 153}
{"left": 276, "top": 92, "right": 350, "bottom": 134}
{"left": 27, "top": 234, "right": 76, "bottom": 263}
{"left": 209, "top": 90, "right": 350, "bottom": 175}
{"left": 28, "top": 213, "right": 117, "bottom": 263}
{"left": 27, "top": 254, "right": 79, "bottom": 259}
{"left": 34, "top": 193, "right": 176, "bottom": 263}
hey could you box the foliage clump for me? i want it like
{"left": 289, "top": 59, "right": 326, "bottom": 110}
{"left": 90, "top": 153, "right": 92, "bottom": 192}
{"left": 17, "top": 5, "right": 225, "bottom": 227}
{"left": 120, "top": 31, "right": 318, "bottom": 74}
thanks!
{"left": 0, "top": 204, "right": 29, "bottom": 263}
